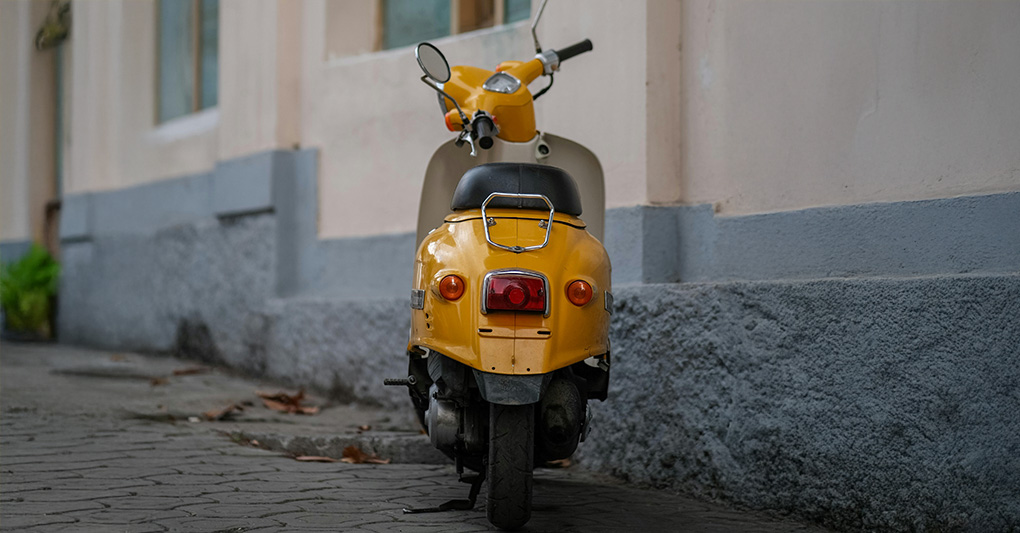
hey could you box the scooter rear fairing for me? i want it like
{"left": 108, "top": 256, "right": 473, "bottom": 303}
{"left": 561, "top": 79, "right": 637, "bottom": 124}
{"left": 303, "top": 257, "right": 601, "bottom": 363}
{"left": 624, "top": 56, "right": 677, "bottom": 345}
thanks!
{"left": 409, "top": 206, "right": 611, "bottom": 376}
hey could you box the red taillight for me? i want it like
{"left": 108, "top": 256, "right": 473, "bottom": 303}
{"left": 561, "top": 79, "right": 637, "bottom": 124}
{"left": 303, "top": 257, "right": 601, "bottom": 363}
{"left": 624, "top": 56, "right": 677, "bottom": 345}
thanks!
{"left": 485, "top": 274, "right": 546, "bottom": 313}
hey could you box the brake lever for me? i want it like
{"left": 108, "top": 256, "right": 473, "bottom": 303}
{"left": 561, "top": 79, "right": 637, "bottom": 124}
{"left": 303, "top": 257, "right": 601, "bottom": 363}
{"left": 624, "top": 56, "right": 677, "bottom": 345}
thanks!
{"left": 457, "top": 130, "right": 477, "bottom": 157}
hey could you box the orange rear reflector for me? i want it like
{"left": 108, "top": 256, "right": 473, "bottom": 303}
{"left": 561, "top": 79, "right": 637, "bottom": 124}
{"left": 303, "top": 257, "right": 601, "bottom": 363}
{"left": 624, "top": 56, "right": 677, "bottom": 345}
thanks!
{"left": 439, "top": 275, "right": 465, "bottom": 301}
{"left": 566, "top": 280, "right": 593, "bottom": 306}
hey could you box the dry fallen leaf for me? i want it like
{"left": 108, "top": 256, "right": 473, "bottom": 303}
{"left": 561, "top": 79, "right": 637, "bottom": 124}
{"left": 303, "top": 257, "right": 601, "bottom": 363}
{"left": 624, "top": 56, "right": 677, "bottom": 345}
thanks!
{"left": 149, "top": 377, "right": 169, "bottom": 386}
{"left": 357, "top": 425, "right": 371, "bottom": 433}
{"left": 294, "top": 455, "right": 338, "bottom": 463}
{"left": 256, "top": 390, "right": 320, "bottom": 415}
{"left": 173, "top": 366, "right": 210, "bottom": 376}
{"left": 340, "top": 445, "right": 390, "bottom": 465}
{"left": 543, "top": 458, "right": 573, "bottom": 469}
{"left": 110, "top": 354, "right": 128, "bottom": 362}
{"left": 203, "top": 403, "right": 244, "bottom": 421}
{"left": 250, "top": 439, "right": 260, "bottom": 447}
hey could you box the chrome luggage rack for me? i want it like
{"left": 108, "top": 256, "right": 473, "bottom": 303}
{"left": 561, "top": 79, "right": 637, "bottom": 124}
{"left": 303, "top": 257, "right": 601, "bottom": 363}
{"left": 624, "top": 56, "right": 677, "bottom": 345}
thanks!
{"left": 480, "top": 192, "right": 555, "bottom": 253}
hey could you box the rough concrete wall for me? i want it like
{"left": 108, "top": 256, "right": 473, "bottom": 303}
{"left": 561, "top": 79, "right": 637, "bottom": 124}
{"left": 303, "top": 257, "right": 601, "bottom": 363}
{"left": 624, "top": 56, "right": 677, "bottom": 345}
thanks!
{"left": 59, "top": 214, "right": 276, "bottom": 373}
{"left": 578, "top": 275, "right": 1020, "bottom": 532}
{"left": 254, "top": 297, "right": 410, "bottom": 408}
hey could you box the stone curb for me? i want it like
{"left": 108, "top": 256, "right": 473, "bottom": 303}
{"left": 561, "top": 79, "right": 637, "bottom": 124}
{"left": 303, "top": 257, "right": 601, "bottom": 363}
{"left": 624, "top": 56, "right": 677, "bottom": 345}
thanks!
{"left": 228, "top": 429, "right": 451, "bottom": 465}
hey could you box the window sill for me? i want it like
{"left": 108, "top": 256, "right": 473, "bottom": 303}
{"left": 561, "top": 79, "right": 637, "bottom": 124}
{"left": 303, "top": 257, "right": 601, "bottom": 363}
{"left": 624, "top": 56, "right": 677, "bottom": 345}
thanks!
{"left": 149, "top": 107, "right": 219, "bottom": 144}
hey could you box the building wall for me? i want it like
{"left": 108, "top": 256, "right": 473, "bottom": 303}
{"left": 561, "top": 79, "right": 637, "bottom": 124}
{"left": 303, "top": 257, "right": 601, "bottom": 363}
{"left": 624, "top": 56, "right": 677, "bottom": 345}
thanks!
{"left": 681, "top": 0, "right": 1020, "bottom": 216}
{"left": 0, "top": 0, "right": 56, "bottom": 251}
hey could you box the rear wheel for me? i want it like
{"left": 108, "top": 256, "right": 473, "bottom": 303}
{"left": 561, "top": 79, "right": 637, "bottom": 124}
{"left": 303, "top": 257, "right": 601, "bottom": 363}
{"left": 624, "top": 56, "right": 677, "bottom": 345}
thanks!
{"left": 486, "top": 403, "right": 534, "bottom": 530}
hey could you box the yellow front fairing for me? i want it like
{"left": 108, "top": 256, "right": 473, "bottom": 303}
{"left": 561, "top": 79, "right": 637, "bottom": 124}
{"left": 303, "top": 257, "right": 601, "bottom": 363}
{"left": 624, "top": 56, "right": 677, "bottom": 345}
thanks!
{"left": 409, "top": 208, "right": 611, "bottom": 375}
{"left": 441, "top": 60, "right": 546, "bottom": 142}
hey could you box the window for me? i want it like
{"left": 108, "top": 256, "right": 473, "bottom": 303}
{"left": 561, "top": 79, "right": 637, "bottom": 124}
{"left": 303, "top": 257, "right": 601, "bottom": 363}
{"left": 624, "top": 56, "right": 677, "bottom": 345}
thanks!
{"left": 383, "top": 0, "right": 531, "bottom": 50}
{"left": 158, "top": 0, "right": 219, "bottom": 123}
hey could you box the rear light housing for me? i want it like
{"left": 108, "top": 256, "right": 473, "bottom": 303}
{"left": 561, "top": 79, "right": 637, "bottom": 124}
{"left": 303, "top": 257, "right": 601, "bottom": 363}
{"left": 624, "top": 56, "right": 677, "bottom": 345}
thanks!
{"left": 482, "top": 270, "right": 548, "bottom": 316}
{"left": 439, "top": 274, "right": 465, "bottom": 300}
{"left": 566, "top": 280, "right": 594, "bottom": 306}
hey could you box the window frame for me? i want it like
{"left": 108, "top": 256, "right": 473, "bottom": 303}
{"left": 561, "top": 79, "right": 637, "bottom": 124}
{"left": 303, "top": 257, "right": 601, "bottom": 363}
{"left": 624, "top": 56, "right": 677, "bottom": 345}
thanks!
{"left": 156, "top": 0, "right": 218, "bottom": 124}
{"left": 379, "top": 0, "right": 530, "bottom": 51}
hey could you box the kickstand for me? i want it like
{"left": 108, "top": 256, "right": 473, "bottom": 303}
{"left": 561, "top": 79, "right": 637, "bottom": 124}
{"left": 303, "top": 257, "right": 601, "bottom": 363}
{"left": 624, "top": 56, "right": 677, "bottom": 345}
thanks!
{"left": 402, "top": 471, "right": 486, "bottom": 514}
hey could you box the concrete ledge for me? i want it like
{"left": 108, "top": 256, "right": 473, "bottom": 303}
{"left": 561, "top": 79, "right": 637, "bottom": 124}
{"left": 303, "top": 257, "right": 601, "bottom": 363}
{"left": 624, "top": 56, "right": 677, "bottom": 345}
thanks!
{"left": 0, "top": 239, "right": 33, "bottom": 263}
{"left": 231, "top": 430, "right": 449, "bottom": 465}
{"left": 58, "top": 193, "right": 92, "bottom": 242}
{"left": 312, "top": 233, "right": 416, "bottom": 299}
{"left": 213, "top": 151, "right": 275, "bottom": 218}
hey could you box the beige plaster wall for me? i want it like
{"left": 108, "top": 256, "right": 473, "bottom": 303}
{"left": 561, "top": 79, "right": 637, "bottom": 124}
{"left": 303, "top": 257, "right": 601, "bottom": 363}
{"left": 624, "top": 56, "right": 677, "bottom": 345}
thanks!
{"left": 681, "top": 0, "right": 1020, "bottom": 216}
{"left": 308, "top": 0, "right": 673, "bottom": 239}
{"left": 63, "top": 0, "right": 300, "bottom": 195}
{"left": 0, "top": 0, "right": 56, "bottom": 243}
{"left": 9, "top": 0, "right": 1017, "bottom": 243}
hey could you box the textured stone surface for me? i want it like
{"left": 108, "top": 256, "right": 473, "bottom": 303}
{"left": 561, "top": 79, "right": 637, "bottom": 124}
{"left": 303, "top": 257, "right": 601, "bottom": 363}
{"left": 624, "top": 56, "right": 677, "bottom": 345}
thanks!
{"left": 257, "top": 297, "right": 411, "bottom": 408}
{"left": 59, "top": 213, "right": 276, "bottom": 370}
{"left": 578, "top": 275, "right": 1020, "bottom": 531}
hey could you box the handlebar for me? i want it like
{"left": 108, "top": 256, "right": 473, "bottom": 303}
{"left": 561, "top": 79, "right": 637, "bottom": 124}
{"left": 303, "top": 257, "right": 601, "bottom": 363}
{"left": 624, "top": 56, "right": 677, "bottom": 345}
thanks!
{"left": 554, "top": 39, "right": 593, "bottom": 63}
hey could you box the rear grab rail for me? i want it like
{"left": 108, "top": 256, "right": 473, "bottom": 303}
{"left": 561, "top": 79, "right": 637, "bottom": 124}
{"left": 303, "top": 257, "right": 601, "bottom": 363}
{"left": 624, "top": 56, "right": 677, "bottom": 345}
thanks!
{"left": 480, "top": 192, "right": 555, "bottom": 253}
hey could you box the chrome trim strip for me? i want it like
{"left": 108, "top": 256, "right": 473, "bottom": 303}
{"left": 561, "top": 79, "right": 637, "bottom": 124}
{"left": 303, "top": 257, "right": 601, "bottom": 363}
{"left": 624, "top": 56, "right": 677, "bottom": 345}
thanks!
{"left": 482, "top": 72, "right": 522, "bottom": 94}
{"left": 481, "top": 192, "right": 555, "bottom": 253}
{"left": 480, "top": 269, "right": 551, "bottom": 318}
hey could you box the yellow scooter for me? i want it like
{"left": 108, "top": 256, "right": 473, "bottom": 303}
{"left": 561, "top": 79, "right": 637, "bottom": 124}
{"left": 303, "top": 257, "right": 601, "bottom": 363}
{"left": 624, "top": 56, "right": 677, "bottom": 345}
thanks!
{"left": 385, "top": 5, "right": 611, "bottom": 530}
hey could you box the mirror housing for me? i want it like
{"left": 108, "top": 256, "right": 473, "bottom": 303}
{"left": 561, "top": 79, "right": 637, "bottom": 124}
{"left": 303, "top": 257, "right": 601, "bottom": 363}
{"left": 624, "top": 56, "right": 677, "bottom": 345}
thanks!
{"left": 416, "top": 42, "right": 451, "bottom": 83}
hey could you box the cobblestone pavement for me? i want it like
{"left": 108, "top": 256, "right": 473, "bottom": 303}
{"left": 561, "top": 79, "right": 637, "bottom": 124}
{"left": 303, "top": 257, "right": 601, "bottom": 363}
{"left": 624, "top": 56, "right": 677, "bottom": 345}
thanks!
{"left": 1, "top": 343, "right": 831, "bottom": 532}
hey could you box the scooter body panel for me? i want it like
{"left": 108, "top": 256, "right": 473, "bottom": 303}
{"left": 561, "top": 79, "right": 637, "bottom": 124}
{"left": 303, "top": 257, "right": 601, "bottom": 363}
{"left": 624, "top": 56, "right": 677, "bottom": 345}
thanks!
{"left": 409, "top": 207, "right": 611, "bottom": 376}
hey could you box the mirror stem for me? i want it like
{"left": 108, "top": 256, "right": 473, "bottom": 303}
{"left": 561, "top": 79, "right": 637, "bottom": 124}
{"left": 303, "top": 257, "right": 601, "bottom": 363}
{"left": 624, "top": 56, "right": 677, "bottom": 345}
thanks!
{"left": 531, "top": 0, "right": 549, "bottom": 53}
{"left": 419, "top": 76, "right": 469, "bottom": 125}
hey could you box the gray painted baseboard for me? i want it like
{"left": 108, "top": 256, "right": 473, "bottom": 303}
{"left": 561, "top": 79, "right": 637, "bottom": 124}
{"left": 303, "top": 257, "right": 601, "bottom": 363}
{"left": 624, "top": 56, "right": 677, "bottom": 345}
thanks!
{"left": 0, "top": 240, "right": 32, "bottom": 264}
{"left": 606, "top": 192, "right": 1020, "bottom": 285}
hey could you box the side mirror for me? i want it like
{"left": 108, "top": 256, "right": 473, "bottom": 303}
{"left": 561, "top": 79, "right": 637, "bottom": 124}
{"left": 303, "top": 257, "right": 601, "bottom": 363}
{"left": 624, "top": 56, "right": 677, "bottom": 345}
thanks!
{"left": 415, "top": 42, "right": 451, "bottom": 83}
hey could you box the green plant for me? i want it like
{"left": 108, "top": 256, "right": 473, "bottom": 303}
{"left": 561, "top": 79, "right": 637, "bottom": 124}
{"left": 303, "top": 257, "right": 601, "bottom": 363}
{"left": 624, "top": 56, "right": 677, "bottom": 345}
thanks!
{"left": 0, "top": 244, "right": 60, "bottom": 337}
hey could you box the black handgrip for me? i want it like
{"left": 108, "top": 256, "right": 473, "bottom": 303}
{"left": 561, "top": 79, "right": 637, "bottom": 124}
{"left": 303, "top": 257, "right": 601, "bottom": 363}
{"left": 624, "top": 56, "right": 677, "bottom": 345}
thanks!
{"left": 555, "top": 39, "right": 593, "bottom": 62}
{"left": 474, "top": 116, "right": 495, "bottom": 150}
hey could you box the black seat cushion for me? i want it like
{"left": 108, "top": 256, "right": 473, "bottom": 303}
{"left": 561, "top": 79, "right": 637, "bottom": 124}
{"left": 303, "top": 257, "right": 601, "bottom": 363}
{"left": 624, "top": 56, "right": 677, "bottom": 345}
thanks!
{"left": 450, "top": 163, "right": 582, "bottom": 216}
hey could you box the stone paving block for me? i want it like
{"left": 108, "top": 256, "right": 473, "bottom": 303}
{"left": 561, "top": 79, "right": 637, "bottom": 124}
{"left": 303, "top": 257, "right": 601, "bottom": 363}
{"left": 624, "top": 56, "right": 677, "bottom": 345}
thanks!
{"left": 29, "top": 523, "right": 166, "bottom": 533}
{"left": 172, "top": 461, "right": 279, "bottom": 476}
{"left": 41, "top": 477, "right": 157, "bottom": 491}
{"left": 151, "top": 516, "right": 284, "bottom": 532}
{"left": 92, "top": 495, "right": 216, "bottom": 511}
{"left": 267, "top": 509, "right": 395, "bottom": 529}
{"left": 217, "top": 479, "right": 340, "bottom": 492}
{"left": 61, "top": 508, "right": 190, "bottom": 524}
{"left": 0, "top": 513, "right": 78, "bottom": 529}
{"left": 2, "top": 489, "right": 131, "bottom": 503}
{"left": 1, "top": 499, "right": 106, "bottom": 515}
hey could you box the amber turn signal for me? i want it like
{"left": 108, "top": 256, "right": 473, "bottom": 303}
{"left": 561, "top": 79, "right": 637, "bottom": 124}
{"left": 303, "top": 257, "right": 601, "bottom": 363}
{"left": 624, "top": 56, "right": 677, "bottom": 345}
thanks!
{"left": 566, "top": 280, "right": 593, "bottom": 306}
{"left": 439, "top": 275, "right": 465, "bottom": 300}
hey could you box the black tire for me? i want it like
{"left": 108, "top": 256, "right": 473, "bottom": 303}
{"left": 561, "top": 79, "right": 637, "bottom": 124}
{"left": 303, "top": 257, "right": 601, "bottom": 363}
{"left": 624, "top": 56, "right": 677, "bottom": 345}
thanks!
{"left": 487, "top": 403, "right": 534, "bottom": 530}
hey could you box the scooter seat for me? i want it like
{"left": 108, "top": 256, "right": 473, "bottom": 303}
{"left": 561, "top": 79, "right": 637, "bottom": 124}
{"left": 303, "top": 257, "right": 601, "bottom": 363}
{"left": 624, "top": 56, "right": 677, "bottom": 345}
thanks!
{"left": 450, "top": 163, "right": 583, "bottom": 216}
